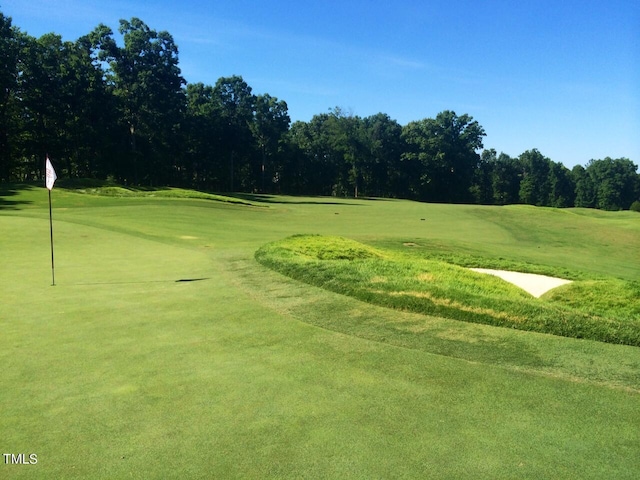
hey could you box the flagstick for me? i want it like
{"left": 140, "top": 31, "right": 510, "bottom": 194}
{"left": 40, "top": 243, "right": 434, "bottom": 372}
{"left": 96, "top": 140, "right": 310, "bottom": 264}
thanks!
{"left": 48, "top": 188, "right": 55, "bottom": 286}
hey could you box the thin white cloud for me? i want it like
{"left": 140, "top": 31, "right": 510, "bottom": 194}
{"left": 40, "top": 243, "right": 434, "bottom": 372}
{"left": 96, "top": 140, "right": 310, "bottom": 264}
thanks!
{"left": 379, "top": 55, "right": 427, "bottom": 70}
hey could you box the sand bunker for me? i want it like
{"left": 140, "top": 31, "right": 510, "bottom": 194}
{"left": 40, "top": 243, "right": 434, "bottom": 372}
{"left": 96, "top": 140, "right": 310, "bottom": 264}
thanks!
{"left": 470, "top": 268, "right": 572, "bottom": 298}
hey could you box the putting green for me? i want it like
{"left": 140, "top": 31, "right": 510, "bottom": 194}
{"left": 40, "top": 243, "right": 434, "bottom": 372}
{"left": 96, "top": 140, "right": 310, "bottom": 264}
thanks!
{"left": 1, "top": 189, "right": 639, "bottom": 479}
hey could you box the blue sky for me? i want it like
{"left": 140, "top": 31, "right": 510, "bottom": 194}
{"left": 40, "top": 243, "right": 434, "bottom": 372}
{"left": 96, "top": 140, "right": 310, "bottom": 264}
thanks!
{"left": 3, "top": 0, "right": 638, "bottom": 168}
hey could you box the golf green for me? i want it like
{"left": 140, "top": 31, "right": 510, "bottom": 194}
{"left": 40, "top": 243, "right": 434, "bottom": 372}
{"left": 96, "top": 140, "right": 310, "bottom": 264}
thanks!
{"left": 1, "top": 186, "right": 639, "bottom": 479}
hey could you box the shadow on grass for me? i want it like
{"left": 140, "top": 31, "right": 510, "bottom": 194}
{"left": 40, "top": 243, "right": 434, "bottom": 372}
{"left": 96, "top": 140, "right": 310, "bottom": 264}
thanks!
{"left": 71, "top": 278, "right": 210, "bottom": 286}
{"left": 0, "top": 184, "right": 35, "bottom": 210}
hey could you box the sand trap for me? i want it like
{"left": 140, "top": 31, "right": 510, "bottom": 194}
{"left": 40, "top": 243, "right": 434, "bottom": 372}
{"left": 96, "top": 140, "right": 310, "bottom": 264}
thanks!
{"left": 470, "top": 268, "right": 572, "bottom": 298}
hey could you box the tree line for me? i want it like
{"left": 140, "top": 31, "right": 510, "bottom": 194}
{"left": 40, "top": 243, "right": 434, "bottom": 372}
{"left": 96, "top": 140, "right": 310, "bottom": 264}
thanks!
{"left": 1, "top": 13, "right": 639, "bottom": 210}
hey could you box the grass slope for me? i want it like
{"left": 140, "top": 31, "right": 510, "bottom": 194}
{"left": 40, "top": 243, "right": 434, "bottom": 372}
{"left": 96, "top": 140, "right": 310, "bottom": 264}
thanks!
{"left": 255, "top": 235, "right": 640, "bottom": 345}
{"left": 1, "top": 187, "right": 639, "bottom": 479}
{"left": 69, "top": 185, "right": 257, "bottom": 205}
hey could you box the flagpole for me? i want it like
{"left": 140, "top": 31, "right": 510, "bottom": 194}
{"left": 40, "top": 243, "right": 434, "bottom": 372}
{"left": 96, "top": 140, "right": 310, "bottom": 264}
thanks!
{"left": 48, "top": 188, "right": 55, "bottom": 286}
{"left": 46, "top": 155, "right": 57, "bottom": 286}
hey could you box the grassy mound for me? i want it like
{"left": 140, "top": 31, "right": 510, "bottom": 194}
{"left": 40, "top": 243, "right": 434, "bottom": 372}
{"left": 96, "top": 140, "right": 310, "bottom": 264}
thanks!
{"left": 256, "top": 235, "right": 640, "bottom": 346}
{"left": 64, "top": 183, "right": 256, "bottom": 205}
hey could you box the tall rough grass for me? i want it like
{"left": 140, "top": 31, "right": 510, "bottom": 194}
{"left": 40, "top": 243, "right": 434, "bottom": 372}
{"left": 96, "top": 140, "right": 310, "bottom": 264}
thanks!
{"left": 256, "top": 235, "right": 640, "bottom": 346}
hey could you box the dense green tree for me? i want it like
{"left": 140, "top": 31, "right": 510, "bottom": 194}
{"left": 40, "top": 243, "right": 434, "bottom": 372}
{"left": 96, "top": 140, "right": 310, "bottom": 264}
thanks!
{"left": 572, "top": 165, "right": 595, "bottom": 208}
{"left": 491, "top": 153, "right": 521, "bottom": 205}
{"left": 53, "top": 34, "right": 117, "bottom": 178}
{"left": 278, "top": 121, "right": 315, "bottom": 194}
{"left": 518, "top": 149, "right": 551, "bottom": 206}
{"left": 361, "top": 113, "right": 403, "bottom": 197}
{"left": 287, "top": 114, "right": 341, "bottom": 195}
{"left": 284, "top": 111, "right": 402, "bottom": 198}
{"left": 0, "top": 13, "right": 23, "bottom": 181}
{"left": 401, "top": 111, "right": 486, "bottom": 203}
{"left": 584, "top": 158, "right": 638, "bottom": 210}
{"left": 92, "top": 18, "right": 186, "bottom": 184}
{"left": 12, "top": 32, "right": 64, "bottom": 179}
{"left": 401, "top": 120, "right": 436, "bottom": 200}
{"left": 213, "top": 75, "right": 255, "bottom": 191}
{"left": 252, "top": 94, "right": 290, "bottom": 192}
{"left": 0, "top": 19, "right": 116, "bottom": 182}
{"left": 547, "top": 162, "right": 575, "bottom": 207}
{"left": 325, "top": 108, "right": 368, "bottom": 197}
{"left": 183, "top": 82, "right": 223, "bottom": 188}
{"left": 470, "top": 148, "right": 497, "bottom": 204}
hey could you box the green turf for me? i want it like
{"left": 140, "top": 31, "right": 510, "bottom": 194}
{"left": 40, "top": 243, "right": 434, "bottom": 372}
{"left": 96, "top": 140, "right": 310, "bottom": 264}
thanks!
{"left": 1, "top": 186, "right": 639, "bottom": 479}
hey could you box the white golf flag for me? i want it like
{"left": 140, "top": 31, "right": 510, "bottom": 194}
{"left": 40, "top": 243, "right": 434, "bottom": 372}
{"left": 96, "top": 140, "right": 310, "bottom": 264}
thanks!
{"left": 45, "top": 157, "right": 57, "bottom": 190}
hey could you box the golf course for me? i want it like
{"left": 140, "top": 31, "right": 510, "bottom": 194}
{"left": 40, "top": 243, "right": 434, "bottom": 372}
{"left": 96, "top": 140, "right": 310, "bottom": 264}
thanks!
{"left": 1, "top": 184, "right": 639, "bottom": 479}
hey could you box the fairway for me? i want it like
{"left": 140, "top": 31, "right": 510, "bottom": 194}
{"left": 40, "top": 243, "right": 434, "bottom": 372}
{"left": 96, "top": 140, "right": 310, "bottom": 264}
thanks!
{"left": 1, "top": 186, "right": 639, "bottom": 479}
